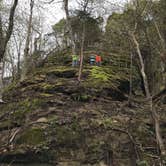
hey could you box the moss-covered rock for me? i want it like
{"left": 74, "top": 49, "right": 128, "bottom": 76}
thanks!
{"left": 16, "top": 128, "right": 45, "bottom": 146}
{"left": 85, "top": 66, "right": 129, "bottom": 90}
{"left": 0, "top": 64, "right": 165, "bottom": 165}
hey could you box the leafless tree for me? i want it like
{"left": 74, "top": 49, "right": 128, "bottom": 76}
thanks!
{"left": 0, "top": 0, "right": 18, "bottom": 102}
{"left": 63, "top": 0, "right": 76, "bottom": 55}
{"left": 129, "top": 0, "right": 166, "bottom": 159}
{"left": 77, "top": 0, "right": 90, "bottom": 82}
{"left": 21, "top": 0, "right": 35, "bottom": 80}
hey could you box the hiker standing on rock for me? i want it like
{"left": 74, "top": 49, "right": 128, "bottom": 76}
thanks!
{"left": 90, "top": 55, "right": 95, "bottom": 65}
{"left": 95, "top": 54, "right": 102, "bottom": 66}
{"left": 72, "top": 54, "right": 78, "bottom": 67}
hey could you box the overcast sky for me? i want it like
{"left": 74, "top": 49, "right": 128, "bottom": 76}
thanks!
{"left": 3, "top": 0, "right": 127, "bottom": 33}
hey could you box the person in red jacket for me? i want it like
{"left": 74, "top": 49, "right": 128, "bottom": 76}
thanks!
{"left": 95, "top": 55, "right": 101, "bottom": 66}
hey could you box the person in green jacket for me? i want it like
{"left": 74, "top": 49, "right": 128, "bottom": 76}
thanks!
{"left": 72, "top": 54, "right": 78, "bottom": 67}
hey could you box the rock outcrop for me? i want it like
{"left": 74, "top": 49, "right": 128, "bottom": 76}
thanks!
{"left": 0, "top": 65, "right": 165, "bottom": 165}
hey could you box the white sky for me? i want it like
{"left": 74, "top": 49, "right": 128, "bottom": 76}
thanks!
{"left": 3, "top": 0, "right": 127, "bottom": 33}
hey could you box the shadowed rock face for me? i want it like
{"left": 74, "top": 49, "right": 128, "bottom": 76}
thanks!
{"left": 0, "top": 65, "right": 165, "bottom": 165}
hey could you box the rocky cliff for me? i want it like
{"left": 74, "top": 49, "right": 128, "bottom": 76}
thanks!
{"left": 0, "top": 64, "right": 165, "bottom": 166}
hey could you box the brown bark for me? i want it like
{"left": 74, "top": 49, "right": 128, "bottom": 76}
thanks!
{"left": 131, "top": 33, "right": 165, "bottom": 157}
{"left": 0, "top": 0, "right": 18, "bottom": 59}
{"left": 63, "top": 0, "right": 76, "bottom": 55}
{"left": 106, "top": 150, "right": 114, "bottom": 166}
{"left": 0, "top": 0, "right": 18, "bottom": 102}
{"left": 130, "top": 142, "right": 137, "bottom": 166}
{"left": 21, "top": 0, "right": 34, "bottom": 80}
{"left": 76, "top": 0, "right": 89, "bottom": 82}
{"left": 128, "top": 52, "right": 133, "bottom": 104}
{"left": 13, "top": 33, "right": 22, "bottom": 80}
{"left": 78, "top": 24, "right": 85, "bottom": 82}
{"left": 17, "top": 40, "right": 21, "bottom": 80}
{"left": 0, "top": 61, "right": 3, "bottom": 102}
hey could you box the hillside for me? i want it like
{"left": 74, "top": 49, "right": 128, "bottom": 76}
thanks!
{"left": 0, "top": 64, "right": 165, "bottom": 166}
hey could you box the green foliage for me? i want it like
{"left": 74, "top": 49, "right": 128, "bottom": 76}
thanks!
{"left": 105, "top": 12, "right": 131, "bottom": 54}
{"left": 52, "top": 18, "right": 66, "bottom": 34}
{"left": 16, "top": 128, "right": 45, "bottom": 145}
{"left": 71, "top": 10, "right": 102, "bottom": 44}
{"left": 52, "top": 11, "right": 103, "bottom": 51}
{"left": 46, "top": 50, "right": 71, "bottom": 66}
{"left": 104, "top": 0, "right": 166, "bottom": 94}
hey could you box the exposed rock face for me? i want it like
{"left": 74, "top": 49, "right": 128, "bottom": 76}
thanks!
{"left": 0, "top": 65, "right": 165, "bottom": 165}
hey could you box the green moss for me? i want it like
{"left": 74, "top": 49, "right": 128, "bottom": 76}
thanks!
{"left": 48, "top": 115, "right": 58, "bottom": 121}
{"left": 0, "top": 103, "right": 16, "bottom": 114}
{"left": 0, "top": 120, "right": 12, "bottom": 129}
{"left": 40, "top": 83, "right": 55, "bottom": 91}
{"left": 102, "top": 118, "right": 113, "bottom": 128}
{"left": 0, "top": 98, "right": 43, "bottom": 125}
{"left": 12, "top": 110, "right": 27, "bottom": 124}
{"left": 3, "top": 81, "right": 18, "bottom": 94}
{"left": 48, "top": 119, "right": 84, "bottom": 147}
{"left": 16, "top": 128, "right": 45, "bottom": 145}
{"left": 39, "top": 93, "right": 54, "bottom": 97}
{"left": 36, "top": 66, "right": 76, "bottom": 75}
{"left": 85, "top": 140, "right": 105, "bottom": 164}
{"left": 90, "top": 117, "right": 113, "bottom": 129}
{"left": 18, "top": 98, "right": 43, "bottom": 112}
{"left": 39, "top": 80, "right": 66, "bottom": 93}
{"left": 91, "top": 66, "right": 110, "bottom": 81}
{"left": 136, "top": 160, "right": 149, "bottom": 166}
{"left": 85, "top": 66, "right": 130, "bottom": 90}
{"left": 71, "top": 93, "right": 91, "bottom": 102}
{"left": 55, "top": 126, "right": 82, "bottom": 146}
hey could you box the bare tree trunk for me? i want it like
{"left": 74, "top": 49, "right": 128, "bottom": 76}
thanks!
{"left": 128, "top": 52, "right": 133, "bottom": 105}
{"left": 21, "top": 0, "right": 34, "bottom": 81}
{"left": 78, "top": 24, "right": 85, "bottom": 82}
{"left": 17, "top": 40, "right": 21, "bottom": 80}
{"left": 8, "top": 49, "right": 17, "bottom": 81}
{"left": 153, "top": 21, "right": 165, "bottom": 51}
{"left": 63, "top": 0, "right": 76, "bottom": 55}
{"left": 0, "top": 0, "right": 18, "bottom": 59}
{"left": 131, "top": 33, "right": 166, "bottom": 157}
{"left": 130, "top": 142, "right": 137, "bottom": 166}
{"left": 0, "top": 0, "right": 18, "bottom": 102}
{"left": 13, "top": 33, "right": 22, "bottom": 80}
{"left": 2, "top": 60, "right": 5, "bottom": 81}
{"left": 0, "top": 62, "right": 3, "bottom": 102}
{"left": 77, "top": 0, "right": 89, "bottom": 82}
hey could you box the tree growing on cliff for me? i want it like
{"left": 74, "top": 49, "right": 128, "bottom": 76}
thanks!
{"left": 0, "top": 0, "right": 18, "bottom": 102}
{"left": 21, "top": 0, "right": 34, "bottom": 81}
{"left": 128, "top": 0, "right": 166, "bottom": 161}
{"left": 63, "top": 0, "right": 76, "bottom": 55}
